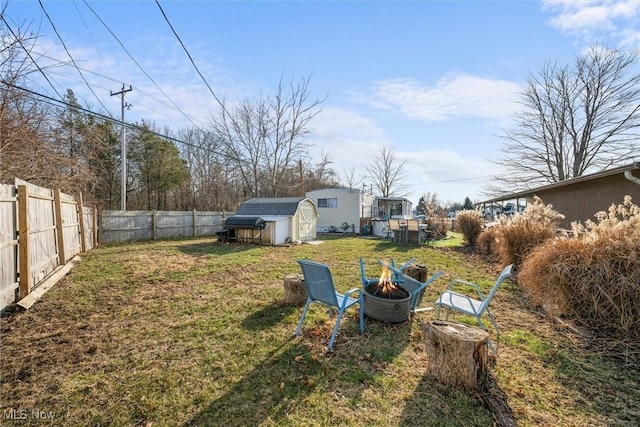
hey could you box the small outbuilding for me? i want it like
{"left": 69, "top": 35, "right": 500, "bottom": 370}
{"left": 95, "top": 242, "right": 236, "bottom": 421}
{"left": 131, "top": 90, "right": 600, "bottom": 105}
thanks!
{"left": 225, "top": 197, "right": 318, "bottom": 245}
{"left": 306, "top": 187, "right": 375, "bottom": 233}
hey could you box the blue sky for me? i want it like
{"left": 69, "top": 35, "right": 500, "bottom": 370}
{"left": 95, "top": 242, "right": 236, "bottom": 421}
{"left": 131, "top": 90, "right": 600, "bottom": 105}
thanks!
{"left": 4, "top": 0, "right": 640, "bottom": 207}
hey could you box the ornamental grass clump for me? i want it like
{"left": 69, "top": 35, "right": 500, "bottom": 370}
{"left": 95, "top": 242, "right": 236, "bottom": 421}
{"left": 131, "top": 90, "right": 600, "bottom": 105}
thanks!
{"left": 476, "top": 227, "right": 499, "bottom": 262}
{"left": 487, "top": 196, "right": 564, "bottom": 271}
{"left": 456, "top": 209, "right": 483, "bottom": 246}
{"left": 519, "top": 196, "right": 640, "bottom": 344}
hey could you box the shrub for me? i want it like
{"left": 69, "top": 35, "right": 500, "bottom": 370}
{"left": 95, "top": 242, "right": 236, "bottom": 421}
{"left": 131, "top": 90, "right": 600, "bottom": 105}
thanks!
{"left": 456, "top": 210, "right": 482, "bottom": 246}
{"left": 519, "top": 196, "right": 640, "bottom": 343}
{"left": 476, "top": 227, "right": 499, "bottom": 262}
{"left": 493, "top": 196, "right": 564, "bottom": 271}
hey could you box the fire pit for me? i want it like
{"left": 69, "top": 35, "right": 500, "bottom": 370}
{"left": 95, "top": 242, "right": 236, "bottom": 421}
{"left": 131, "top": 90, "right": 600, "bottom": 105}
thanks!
{"left": 363, "top": 265, "right": 411, "bottom": 322}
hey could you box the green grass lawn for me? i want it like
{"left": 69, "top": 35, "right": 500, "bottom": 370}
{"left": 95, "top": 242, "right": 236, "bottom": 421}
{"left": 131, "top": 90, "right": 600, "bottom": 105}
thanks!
{"left": 1, "top": 235, "right": 638, "bottom": 426}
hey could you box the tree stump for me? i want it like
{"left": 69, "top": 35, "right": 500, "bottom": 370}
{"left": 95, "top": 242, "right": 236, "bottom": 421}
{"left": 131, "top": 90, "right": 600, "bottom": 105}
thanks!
{"left": 283, "top": 273, "right": 307, "bottom": 305}
{"left": 404, "top": 263, "right": 427, "bottom": 282}
{"left": 405, "top": 264, "right": 428, "bottom": 308}
{"left": 421, "top": 320, "right": 490, "bottom": 391}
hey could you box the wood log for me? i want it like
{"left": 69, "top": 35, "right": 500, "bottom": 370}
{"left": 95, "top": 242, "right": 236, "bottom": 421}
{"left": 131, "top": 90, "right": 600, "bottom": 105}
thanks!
{"left": 421, "top": 320, "right": 490, "bottom": 391}
{"left": 405, "top": 264, "right": 428, "bottom": 307}
{"left": 283, "top": 273, "right": 307, "bottom": 305}
{"left": 404, "top": 264, "right": 427, "bottom": 282}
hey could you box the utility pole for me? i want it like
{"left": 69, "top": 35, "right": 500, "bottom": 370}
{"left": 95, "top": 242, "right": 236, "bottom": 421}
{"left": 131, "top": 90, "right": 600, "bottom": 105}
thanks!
{"left": 110, "top": 84, "right": 132, "bottom": 210}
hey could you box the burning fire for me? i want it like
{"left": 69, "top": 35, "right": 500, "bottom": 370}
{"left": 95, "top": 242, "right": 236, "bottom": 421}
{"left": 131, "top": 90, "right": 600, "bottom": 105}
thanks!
{"left": 378, "top": 265, "right": 399, "bottom": 294}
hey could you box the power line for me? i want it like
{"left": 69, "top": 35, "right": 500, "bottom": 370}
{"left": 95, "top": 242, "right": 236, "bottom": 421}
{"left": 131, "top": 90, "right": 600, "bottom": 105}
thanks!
{"left": 0, "top": 14, "right": 64, "bottom": 101}
{"left": 38, "top": 0, "right": 110, "bottom": 114}
{"left": 405, "top": 175, "right": 495, "bottom": 186}
{"left": 72, "top": 0, "right": 113, "bottom": 82}
{"left": 25, "top": 49, "right": 208, "bottom": 129}
{"left": 80, "top": 0, "right": 203, "bottom": 131}
{"left": 5, "top": 81, "right": 231, "bottom": 159}
{"left": 155, "top": 0, "right": 230, "bottom": 116}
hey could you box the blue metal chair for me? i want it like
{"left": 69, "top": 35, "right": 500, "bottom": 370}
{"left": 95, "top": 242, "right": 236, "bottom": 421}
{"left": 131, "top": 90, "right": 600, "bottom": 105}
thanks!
{"left": 434, "top": 264, "right": 513, "bottom": 351}
{"left": 376, "top": 259, "right": 443, "bottom": 313}
{"left": 295, "top": 260, "right": 364, "bottom": 351}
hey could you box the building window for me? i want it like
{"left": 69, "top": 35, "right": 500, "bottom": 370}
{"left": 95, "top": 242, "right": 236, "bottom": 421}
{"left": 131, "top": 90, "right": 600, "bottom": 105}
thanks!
{"left": 318, "top": 198, "right": 338, "bottom": 208}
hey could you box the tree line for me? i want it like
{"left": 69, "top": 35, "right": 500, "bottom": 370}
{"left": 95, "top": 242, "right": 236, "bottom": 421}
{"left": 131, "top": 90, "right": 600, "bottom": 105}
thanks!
{"left": 1, "top": 27, "right": 350, "bottom": 210}
{"left": 3, "top": 22, "right": 638, "bottom": 213}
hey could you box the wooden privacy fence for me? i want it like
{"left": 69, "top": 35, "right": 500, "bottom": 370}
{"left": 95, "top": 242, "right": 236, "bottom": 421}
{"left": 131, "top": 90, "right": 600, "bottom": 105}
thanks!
{"left": 0, "top": 179, "right": 97, "bottom": 312}
{"left": 99, "top": 210, "right": 229, "bottom": 243}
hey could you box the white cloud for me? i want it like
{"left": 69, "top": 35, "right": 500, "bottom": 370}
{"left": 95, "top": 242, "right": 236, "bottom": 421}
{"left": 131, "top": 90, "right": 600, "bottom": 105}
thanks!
{"left": 306, "top": 107, "right": 389, "bottom": 177}
{"left": 396, "top": 148, "right": 499, "bottom": 202}
{"left": 368, "top": 74, "right": 521, "bottom": 122}
{"left": 543, "top": 0, "right": 640, "bottom": 46}
{"left": 305, "top": 106, "right": 500, "bottom": 202}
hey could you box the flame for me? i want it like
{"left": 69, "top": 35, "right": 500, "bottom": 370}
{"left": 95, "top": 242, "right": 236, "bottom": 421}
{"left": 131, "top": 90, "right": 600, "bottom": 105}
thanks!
{"left": 378, "top": 265, "right": 398, "bottom": 294}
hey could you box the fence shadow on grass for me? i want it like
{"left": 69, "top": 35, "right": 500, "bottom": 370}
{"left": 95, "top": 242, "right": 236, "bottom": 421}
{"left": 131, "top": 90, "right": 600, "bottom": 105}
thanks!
{"left": 399, "top": 373, "right": 496, "bottom": 426}
{"left": 184, "top": 342, "right": 322, "bottom": 426}
{"left": 241, "top": 301, "right": 298, "bottom": 331}
{"left": 186, "top": 311, "right": 418, "bottom": 425}
{"left": 362, "top": 316, "right": 413, "bottom": 360}
{"left": 177, "top": 240, "right": 259, "bottom": 257}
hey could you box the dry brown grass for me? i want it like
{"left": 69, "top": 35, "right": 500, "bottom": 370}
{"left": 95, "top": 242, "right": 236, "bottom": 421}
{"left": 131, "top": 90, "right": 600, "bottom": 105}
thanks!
{"left": 519, "top": 196, "right": 640, "bottom": 361}
{"left": 477, "top": 227, "right": 499, "bottom": 263}
{"left": 456, "top": 210, "right": 483, "bottom": 246}
{"left": 1, "top": 236, "right": 639, "bottom": 426}
{"left": 491, "top": 196, "right": 564, "bottom": 271}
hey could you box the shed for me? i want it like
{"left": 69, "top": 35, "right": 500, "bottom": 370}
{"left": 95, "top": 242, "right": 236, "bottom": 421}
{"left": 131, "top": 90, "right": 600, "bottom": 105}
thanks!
{"left": 477, "top": 162, "right": 640, "bottom": 229}
{"left": 306, "top": 187, "right": 375, "bottom": 233}
{"left": 231, "top": 197, "right": 318, "bottom": 245}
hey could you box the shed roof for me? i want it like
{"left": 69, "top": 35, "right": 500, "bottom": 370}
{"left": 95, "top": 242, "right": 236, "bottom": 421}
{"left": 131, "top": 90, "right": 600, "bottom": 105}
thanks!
{"left": 236, "top": 197, "right": 308, "bottom": 216}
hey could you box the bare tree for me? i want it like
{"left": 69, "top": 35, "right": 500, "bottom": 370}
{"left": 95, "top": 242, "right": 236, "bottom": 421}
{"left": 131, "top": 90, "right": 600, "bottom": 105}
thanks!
{"left": 366, "top": 146, "right": 408, "bottom": 197}
{"left": 417, "top": 192, "right": 442, "bottom": 216}
{"left": 301, "top": 152, "right": 340, "bottom": 193}
{"left": 178, "top": 128, "right": 238, "bottom": 210}
{"left": 341, "top": 166, "right": 363, "bottom": 189}
{"left": 265, "top": 76, "right": 324, "bottom": 196}
{"left": 490, "top": 46, "right": 640, "bottom": 194}
{"left": 209, "top": 75, "right": 325, "bottom": 199}
{"left": 0, "top": 19, "right": 51, "bottom": 184}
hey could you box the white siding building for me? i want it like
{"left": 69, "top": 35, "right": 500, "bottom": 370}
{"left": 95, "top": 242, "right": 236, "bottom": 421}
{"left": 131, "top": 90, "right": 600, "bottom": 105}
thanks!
{"left": 306, "top": 188, "right": 375, "bottom": 233}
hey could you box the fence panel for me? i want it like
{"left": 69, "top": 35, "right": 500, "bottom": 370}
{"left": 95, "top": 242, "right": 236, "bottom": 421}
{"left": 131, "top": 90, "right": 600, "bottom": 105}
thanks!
{"left": 83, "top": 206, "right": 96, "bottom": 251}
{"left": 60, "top": 192, "right": 82, "bottom": 262}
{"left": 0, "top": 184, "right": 18, "bottom": 310}
{"left": 100, "top": 210, "right": 228, "bottom": 243}
{"left": 100, "top": 211, "right": 153, "bottom": 243}
{"left": 0, "top": 180, "right": 96, "bottom": 311}
{"left": 19, "top": 181, "right": 59, "bottom": 287}
{"left": 156, "top": 211, "right": 194, "bottom": 240}
{"left": 195, "top": 211, "right": 226, "bottom": 236}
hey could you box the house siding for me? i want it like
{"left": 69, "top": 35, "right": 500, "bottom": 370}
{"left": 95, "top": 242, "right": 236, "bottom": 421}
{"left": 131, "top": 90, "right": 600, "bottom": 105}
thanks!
{"left": 535, "top": 173, "right": 640, "bottom": 229}
{"left": 306, "top": 188, "right": 364, "bottom": 233}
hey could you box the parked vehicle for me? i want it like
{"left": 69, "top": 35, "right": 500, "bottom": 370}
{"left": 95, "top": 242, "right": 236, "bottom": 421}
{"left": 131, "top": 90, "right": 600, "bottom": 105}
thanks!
{"left": 502, "top": 203, "right": 525, "bottom": 215}
{"left": 482, "top": 205, "right": 502, "bottom": 219}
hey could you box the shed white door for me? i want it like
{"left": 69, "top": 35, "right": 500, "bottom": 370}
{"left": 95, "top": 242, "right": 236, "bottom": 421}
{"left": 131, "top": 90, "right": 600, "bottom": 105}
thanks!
{"left": 298, "top": 205, "right": 315, "bottom": 241}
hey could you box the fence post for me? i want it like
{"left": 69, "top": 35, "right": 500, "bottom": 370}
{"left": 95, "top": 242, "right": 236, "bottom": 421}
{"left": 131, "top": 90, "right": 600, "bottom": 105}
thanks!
{"left": 53, "top": 188, "right": 66, "bottom": 265}
{"left": 77, "top": 193, "right": 87, "bottom": 253}
{"left": 93, "top": 206, "right": 98, "bottom": 247}
{"left": 152, "top": 210, "right": 157, "bottom": 240}
{"left": 193, "top": 209, "right": 197, "bottom": 237}
{"left": 17, "top": 185, "right": 31, "bottom": 299}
